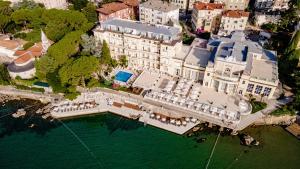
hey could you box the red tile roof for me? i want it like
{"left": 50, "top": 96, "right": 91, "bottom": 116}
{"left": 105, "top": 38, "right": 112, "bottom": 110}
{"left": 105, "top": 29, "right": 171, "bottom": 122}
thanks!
{"left": 194, "top": 2, "right": 224, "bottom": 10}
{"left": 96, "top": 2, "right": 129, "bottom": 15}
{"left": 0, "top": 39, "right": 23, "bottom": 50}
{"left": 121, "top": 0, "right": 138, "bottom": 7}
{"left": 223, "top": 10, "right": 250, "bottom": 18}
{"left": 14, "top": 43, "right": 43, "bottom": 65}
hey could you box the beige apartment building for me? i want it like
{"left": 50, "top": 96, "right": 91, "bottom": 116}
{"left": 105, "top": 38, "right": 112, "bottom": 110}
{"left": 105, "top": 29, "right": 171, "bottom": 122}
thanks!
{"left": 191, "top": 2, "right": 224, "bottom": 33}
{"left": 218, "top": 10, "right": 249, "bottom": 36}
{"left": 214, "top": 0, "right": 249, "bottom": 10}
{"left": 169, "top": 0, "right": 189, "bottom": 10}
{"left": 254, "top": 0, "right": 290, "bottom": 11}
{"left": 139, "top": 0, "right": 179, "bottom": 25}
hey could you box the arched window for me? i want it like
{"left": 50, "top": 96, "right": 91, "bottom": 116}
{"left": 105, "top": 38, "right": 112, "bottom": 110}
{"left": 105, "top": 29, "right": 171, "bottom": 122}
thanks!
{"left": 225, "top": 68, "right": 231, "bottom": 73}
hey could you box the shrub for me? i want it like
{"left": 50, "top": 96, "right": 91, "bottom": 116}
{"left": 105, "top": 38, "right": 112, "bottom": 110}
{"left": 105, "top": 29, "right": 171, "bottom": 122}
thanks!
{"left": 251, "top": 101, "right": 267, "bottom": 113}
{"left": 23, "top": 41, "right": 34, "bottom": 50}
{"left": 0, "top": 64, "right": 11, "bottom": 85}
{"left": 15, "top": 84, "right": 45, "bottom": 93}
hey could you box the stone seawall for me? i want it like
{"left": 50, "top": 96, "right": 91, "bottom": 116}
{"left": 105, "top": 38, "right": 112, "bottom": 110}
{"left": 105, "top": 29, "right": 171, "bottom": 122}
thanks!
{"left": 254, "top": 115, "right": 296, "bottom": 125}
{"left": 0, "top": 86, "right": 53, "bottom": 103}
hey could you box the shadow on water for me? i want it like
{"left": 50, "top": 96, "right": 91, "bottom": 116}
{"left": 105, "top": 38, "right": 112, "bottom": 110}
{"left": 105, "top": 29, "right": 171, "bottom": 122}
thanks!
{"left": 63, "top": 113, "right": 144, "bottom": 135}
{"left": 0, "top": 99, "right": 60, "bottom": 138}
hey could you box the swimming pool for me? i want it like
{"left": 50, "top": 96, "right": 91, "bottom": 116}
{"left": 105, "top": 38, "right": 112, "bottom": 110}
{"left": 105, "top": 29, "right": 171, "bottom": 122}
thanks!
{"left": 115, "top": 71, "right": 133, "bottom": 83}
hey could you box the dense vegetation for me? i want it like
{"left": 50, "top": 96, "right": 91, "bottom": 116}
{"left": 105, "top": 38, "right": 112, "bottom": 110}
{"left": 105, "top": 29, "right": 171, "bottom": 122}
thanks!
{"left": 0, "top": 64, "right": 11, "bottom": 85}
{"left": 256, "top": 0, "right": 300, "bottom": 116}
{"left": 0, "top": 0, "right": 113, "bottom": 99}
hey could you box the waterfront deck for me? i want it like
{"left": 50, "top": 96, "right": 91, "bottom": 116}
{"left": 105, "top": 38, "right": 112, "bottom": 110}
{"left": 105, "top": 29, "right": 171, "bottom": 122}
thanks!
{"left": 286, "top": 123, "right": 300, "bottom": 139}
{"left": 51, "top": 92, "right": 200, "bottom": 135}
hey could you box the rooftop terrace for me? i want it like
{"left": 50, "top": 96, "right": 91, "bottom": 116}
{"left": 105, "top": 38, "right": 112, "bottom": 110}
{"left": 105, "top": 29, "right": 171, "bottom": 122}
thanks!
{"left": 95, "top": 18, "right": 181, "bottom": 42}
{"left": 140, "top": 0, "right": 179, "bottom": 12}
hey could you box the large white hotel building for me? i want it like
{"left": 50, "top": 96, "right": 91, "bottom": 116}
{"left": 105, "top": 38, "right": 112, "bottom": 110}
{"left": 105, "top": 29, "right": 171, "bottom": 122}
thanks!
{"left": 94, "top": 19, "right": 279, "bottom": 99}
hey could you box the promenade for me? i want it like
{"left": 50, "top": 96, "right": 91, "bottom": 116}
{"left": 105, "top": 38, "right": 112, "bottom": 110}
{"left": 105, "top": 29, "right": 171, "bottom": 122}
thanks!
{"left": 0, "top": 85, "right": 292, "bottom": 134}
{"left": 0, "top": 85, "right": 56, "bottom": 103}
{"left": 51, "top": 91, "right": 200, "bottom": 135}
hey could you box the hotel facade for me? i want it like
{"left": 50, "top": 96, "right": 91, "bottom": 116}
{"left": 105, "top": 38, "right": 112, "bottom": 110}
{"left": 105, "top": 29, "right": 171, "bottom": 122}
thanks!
{"left": 94, "top": 19, "right": 279, "bottom": 99}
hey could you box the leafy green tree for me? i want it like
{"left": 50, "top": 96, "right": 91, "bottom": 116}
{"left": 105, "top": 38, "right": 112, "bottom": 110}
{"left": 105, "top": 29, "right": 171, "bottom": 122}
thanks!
{"left": 23, "top": 41, "right": 34, "bottom": 50}
{"left": 0, "top": 0, "right": 13, "bottom": 15}
{"left": 276, "top": 0, "right": 300, "bottom": 32}
{"left": 0, "top": 64, "right": 11, "bottom": 85}
{"left": 35, "top": 31, "right": 83, "bottom": 80}
{"left": 69, "top": 0, "right": 88, "bottom": 10}
{"left": 82, "top": 2, "right": 98, "bottom": 23}
{"left": 0, "top": 14, "right": 10, "bottom": 33}
{"left": 46, "top": 70, "right": 67, "bottom": 93}
{"left": 11, "top": 7, "right": 45, "bottom": 30}
{"left": 80, "top": 34, "right": 102, "bottom": 56}
{"left": 100, "top": 40, "right": 113, "bottom": 65}
{"left": 59, "top": 56, "right": 99, "bottom": 87}
{"left": 42, "top": 9, "right": 92, "bottom": 41}
{"left": 118, "top": 55, "right": 128, "bottom": 68}
{"left": 87, "top": 78, "right": 99, "bottom": 88}
{"left": 35, "top": 55, "right": 56, "bottom": 80}
{"left": 13, "top": 0, "right": 44, "bottom": 10}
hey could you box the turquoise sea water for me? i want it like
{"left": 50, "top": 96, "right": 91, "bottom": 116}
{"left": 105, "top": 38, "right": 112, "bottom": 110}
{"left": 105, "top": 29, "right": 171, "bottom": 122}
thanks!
{"left": 0, "top": 99, "right": 300, "bottom": 169}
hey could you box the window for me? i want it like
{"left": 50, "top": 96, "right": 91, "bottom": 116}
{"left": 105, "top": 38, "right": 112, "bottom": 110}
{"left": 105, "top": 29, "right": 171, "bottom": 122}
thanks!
{"left": 224, "top": 68, "right": 231, "bottom": 76}
{"left": 254, "top": 85, "right": 263, "bottom": 94}
{"left": 239, "top": 90, "right": 243, "bottom": 95}
{"left": 205, "top": 82, "right": 208, "bottom": 86}
{"left": 263, "top": 87, "right": 272, "bottom": 96}
{"left": 242, "top": 81, "right": 245, "bottom": 84}
{"left": 246, "top": 84, "right": 254, "bottom": 92}
{"left": 207, "top": 73, "right": 210, "bottom": 76}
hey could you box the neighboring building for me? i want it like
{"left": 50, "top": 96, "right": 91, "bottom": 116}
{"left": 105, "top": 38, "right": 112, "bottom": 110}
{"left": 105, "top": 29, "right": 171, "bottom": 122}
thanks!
{"left": 255, "top": 12, "right": 281, "bottom": 26}
{"left": 7, "top": 30, "right": 52, "bottom": 79}
{"left": 169, "top": 0, "right": 189, "bottom": 10}
{"left": 0, "top": 35, "right": 25, "bottom": 59}
{"left": 203, "top": 31, "right": 279, "bottom": 99}
{"left": 218, "top": 10, "right": 249, "bottom": 36}
{"left": 254, "top": 0, "right": 290, "bottom": 11}
{"left": 188, "top": 0, "right": 210, "bottom": 10}
{"left": 93, "top": 19, "right": 183, "bottom": 76}
{"left": 7, "top": 0, "right": 68, "bottom": 9}
{"left": 139, "top": 0, "right": 179, "bottom": 25}
{"left": 272, "top": 0, "right": 289, "bottom": 10}
{"left": 121, "top": 0, "right": 139, "bottom": 19}
{"left": 214, "top": 0, "right": 249, "bottom": 10}
{"left": 96, "top": 2, "right": 135, "bottom": 22}
{"left": 191, "top": 2, "right": 224, "bottom": 33}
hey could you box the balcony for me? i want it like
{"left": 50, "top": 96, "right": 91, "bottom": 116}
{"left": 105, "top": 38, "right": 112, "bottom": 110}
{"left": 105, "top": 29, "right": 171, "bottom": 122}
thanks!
{"left": 214, "top": 71, "right": 240, "bottom": 82}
